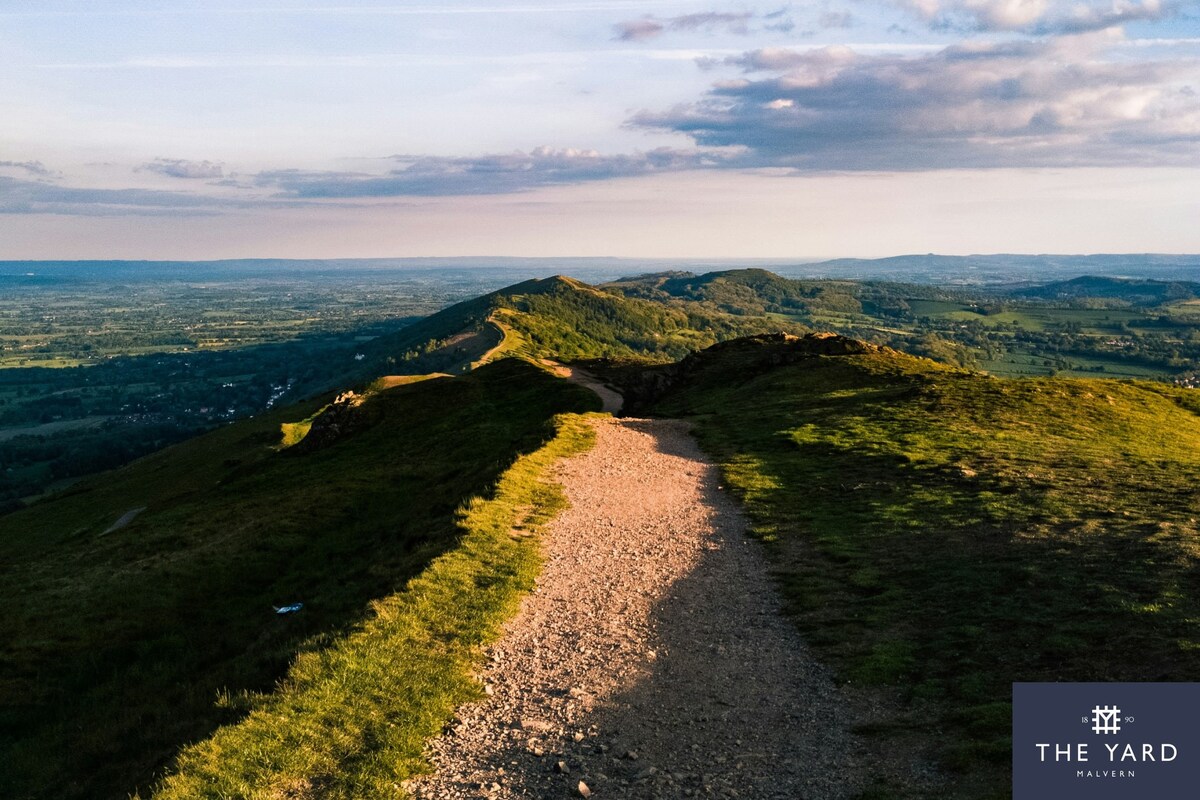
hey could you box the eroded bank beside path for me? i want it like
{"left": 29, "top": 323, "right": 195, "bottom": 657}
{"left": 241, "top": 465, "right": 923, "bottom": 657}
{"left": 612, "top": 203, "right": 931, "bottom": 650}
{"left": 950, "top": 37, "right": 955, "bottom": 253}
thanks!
{"left": 408, "top": 417, "right": 866, "bottom": 799}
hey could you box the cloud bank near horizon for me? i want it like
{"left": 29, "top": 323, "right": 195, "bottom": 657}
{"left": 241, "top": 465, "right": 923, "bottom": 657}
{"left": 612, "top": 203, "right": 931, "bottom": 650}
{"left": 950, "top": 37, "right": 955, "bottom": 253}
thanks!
{"left": 256, "top": 147, "right": 737, "bottom": 198}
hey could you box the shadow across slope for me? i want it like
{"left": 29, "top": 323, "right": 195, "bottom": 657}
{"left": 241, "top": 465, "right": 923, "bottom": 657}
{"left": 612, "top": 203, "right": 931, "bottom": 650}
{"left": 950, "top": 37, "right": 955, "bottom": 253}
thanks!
{"left": 629, "top": 334, "right": 1200, "bottom": 798}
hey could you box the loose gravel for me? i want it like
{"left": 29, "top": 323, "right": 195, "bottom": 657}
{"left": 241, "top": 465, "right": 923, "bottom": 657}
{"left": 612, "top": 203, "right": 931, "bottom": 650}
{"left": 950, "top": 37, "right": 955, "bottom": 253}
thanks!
{"left": 407, "top": 417, "right": 865, "bottom": 799}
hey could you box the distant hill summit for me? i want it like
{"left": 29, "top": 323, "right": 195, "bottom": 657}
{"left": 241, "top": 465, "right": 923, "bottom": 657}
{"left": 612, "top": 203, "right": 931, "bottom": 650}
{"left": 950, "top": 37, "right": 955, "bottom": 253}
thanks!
{"left": 608, "top": 268, "right": 862, "bottom": 317}
{"left": 359, "top": 273, "right": 804, "bottom": 376}
{"left": 1008, "top": 275, "right": 1200, "bottom": 305}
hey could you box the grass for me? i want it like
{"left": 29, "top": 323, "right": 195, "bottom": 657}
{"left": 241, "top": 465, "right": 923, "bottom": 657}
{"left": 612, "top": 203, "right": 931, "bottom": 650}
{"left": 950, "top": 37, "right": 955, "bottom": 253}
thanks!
{"left": 646, "top": 341, "right": 1200, "bottom": 798}
{"left": 979, "top": 352, "right": 1165, "bottom": 379}
{"left": 905, "top": 299, "right": 1143, "bottom": 333}
{"left": 147, "top": 412, "right": 599, "bottom": 800}
{"left": 278, "top": 407, "right": 328, "bottom": 448}
{"left": 13, "top": 268, "right": 1200, "bottom": 798}
{"left": 472, "top": 313, "right": 527, "bottom": 367}
{"left": 276, "top": 375, "right": 449, "bottom": 449}
{"left": 0, "top": 359, "right": 599, "bottom": 800}
{"left": 492, "top": 276, "right": 801, "bottom": 362}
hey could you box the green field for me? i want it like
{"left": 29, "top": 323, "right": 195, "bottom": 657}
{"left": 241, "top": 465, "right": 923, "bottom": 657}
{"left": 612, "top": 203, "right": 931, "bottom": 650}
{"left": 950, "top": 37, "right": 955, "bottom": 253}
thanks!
{"left": 906, "top": 299, "right": 1144, "bottom": 332}
{"left": 979, "top": 353, "right": 1166, "bottom": 379}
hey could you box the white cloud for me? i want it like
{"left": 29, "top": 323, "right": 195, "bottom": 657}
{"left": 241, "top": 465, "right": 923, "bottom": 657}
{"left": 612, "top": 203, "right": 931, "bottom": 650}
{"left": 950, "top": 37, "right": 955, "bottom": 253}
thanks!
{"left": 0, "top": 160, "right": 55, "bottom": 177}
{"left": 614, "top": 11, "right": 756, "bottom": 41}
{"left": 888, "top": 0, "right": 1172, "bottom": 33}
{"left": 140, "top": 158, "right": 224, "bottom": 179}
{"left": 255, "top": 146, "right": 740, "bottom": 197}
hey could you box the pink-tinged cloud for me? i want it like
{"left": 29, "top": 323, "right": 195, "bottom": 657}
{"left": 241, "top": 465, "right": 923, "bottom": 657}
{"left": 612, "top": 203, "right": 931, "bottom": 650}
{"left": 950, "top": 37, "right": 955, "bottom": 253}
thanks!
{"left": 614, "top": 11, "right": 755, "bottom": 41}
{"left": 634, "top": 31, "right": 1200, "bottom": 170}
{"left": 889, "top": 0, "right": 1172, "bottom": 33}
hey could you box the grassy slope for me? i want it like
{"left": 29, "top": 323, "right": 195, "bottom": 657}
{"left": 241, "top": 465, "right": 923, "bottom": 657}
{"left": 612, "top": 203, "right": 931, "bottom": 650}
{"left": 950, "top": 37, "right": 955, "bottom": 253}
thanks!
{"left": 646, "top": 339, "right": 1200, "bottom": 798}
{"left": 501, "top": 276, "right": 794, "bottom": 361}
{"left": 149, "top": 413, "right": 600, "bottom": 800}
{"left": 0, "top": 359, "right": 599, "bottom": 800}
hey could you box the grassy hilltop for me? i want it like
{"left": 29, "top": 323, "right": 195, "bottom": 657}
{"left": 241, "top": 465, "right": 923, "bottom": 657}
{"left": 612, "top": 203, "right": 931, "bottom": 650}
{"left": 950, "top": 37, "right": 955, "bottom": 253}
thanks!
{"left": 360, "top": 274, "right": 800, "bottom": 371}
{"left": 609, "top": 267, "right": 1200, "bottom": 380}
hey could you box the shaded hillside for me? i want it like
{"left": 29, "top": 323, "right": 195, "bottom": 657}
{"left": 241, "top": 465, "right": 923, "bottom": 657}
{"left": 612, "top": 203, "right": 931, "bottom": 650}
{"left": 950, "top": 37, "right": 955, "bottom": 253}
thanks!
{"left": 0, "top": 360, "right": 599, "bottom": 800}
{"left": 608, "top": 268, "right": 862, "bottom": 317}
{"left": 608, "top": 334, "right": 1200, "bottom": 798}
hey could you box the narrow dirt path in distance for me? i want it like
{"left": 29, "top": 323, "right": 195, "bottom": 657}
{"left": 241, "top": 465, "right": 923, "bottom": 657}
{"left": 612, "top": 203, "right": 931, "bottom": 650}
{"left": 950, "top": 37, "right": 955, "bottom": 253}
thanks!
{"left": 539, "top": 360, "right": 623, "bottom": 414}
{"left": 407, "top": 417, "right": 866, "bottom": 799}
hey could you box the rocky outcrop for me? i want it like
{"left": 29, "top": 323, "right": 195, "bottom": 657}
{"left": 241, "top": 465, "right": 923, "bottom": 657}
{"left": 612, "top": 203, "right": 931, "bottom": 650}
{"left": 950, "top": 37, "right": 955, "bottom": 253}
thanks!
{"left": 288, "top": 391, "right": 379, "bottom": 454}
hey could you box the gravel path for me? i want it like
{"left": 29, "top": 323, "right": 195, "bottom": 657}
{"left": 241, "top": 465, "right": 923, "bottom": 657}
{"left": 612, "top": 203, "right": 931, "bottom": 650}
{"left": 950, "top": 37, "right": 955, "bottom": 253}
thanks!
{"left": 539, "top": 360, "right": 624, "bottom": 414}
{"left": 408, "top": 417, "right": 864, "bottom": 799}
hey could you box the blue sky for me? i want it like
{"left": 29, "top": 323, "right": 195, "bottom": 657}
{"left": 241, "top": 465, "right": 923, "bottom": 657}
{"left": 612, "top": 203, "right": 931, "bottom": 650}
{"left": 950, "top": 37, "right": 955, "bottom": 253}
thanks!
{"left": 1, "top": 0, "right": 1198, "bottom": 258}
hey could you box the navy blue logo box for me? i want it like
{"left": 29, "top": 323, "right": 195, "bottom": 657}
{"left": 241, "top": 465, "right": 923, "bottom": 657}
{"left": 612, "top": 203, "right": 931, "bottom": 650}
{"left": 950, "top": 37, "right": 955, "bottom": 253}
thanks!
{"left": 1013, "top": 682, "right": 1200, "bottom": 799}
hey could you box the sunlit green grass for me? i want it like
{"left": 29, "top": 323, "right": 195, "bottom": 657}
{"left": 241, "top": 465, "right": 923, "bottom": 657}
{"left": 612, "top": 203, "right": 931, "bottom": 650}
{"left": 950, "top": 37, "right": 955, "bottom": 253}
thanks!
{"left": 905, "top": 299, "right": 1143, "bottom": 333}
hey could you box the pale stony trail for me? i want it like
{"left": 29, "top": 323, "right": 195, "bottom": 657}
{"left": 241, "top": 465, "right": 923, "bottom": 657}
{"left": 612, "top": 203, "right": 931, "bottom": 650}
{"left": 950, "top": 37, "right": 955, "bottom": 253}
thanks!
{"left": 407, "top": 417, "right": 865, "bottom": 799}
{"left": 540, "top": 360, "right": 624, "bottom": 414}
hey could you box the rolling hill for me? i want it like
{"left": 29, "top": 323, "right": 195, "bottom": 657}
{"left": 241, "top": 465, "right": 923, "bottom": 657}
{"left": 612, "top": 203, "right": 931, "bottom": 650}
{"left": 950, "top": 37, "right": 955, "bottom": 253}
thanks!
{"left": 358, "top": 274, "right": 804, "bottom": 375}
{"left": 0, "top": 274, "right": 797, "bottom": 799}
{"left": 6, "top": 274, "right": 1200, "bottom": 799}
{"left": 1008, "top": 275, "right": 1200, "bottom": 305}
{"left": 606, "top": 267, "right": 863, "bottom": 317}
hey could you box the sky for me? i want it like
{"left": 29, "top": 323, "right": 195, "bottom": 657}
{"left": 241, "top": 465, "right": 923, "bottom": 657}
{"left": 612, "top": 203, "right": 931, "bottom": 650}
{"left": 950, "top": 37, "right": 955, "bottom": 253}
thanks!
{"left": 1, "top": 0, "right": 1198, "bottom": 259}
